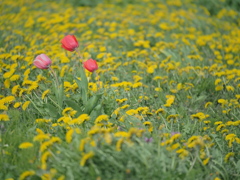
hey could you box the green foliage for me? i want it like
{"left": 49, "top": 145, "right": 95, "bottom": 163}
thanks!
{"left": 193, "top": 0, "right": 240, "bottom": 15}
{"left": 0, "top": 0, "right": 240, "bottom": 179}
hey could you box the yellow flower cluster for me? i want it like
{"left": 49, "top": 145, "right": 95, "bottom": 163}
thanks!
{"left": 1, "top": 0, "right": 240, "bottom": 178}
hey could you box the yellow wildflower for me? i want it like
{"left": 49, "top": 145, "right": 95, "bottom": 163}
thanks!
{"left": 19, "top": 142, "right": 33, "bottom": 149}
{"left": 204, "top": 102, "right": 212, "bottom": 108}
{"left": 41, "top": 151, "right": 51, "bottom": 170}
{"left": 155, "top": 108, "right": 165, "bottom": 114}
{"left": 116, "top": 138, "right": 124, "bottom": 151}
{"left": 215, "top": 85, "right": 223, "bottom": 91}
{"left": 10, "top": 74, "right": 20, "bottom": 81}
{"left": 203, "top": 121, "right": 211, "bottom": 124}
{"left": 66, "top": 128, "right": 74, "bottom": 143}
{"left": 95, "top": 115, "right": 109, "bottom": 123}
{"left": 121, "top": 104, "right": 130, "bottom": 109}
{"left": 155, "top": 87, "right": 162, "bottom": 92}
{"left": 114, "top": 131, "right": 130, "bottom": 138}
{"left": 225, "top": 134, "right": 237, "bottom": 147}
{"left": 221, "top": 129, "right": 229, "bottom": 134}
{"left": 22, "top": 101, "right": 31, "bottom": 111}
{"left": 78, "top": 114, "right": 90, "bottom": 121}
{"left": 62, "top": 107, "right": 76, "bottom": 117}
{"left": 36, "top": 128, "right": 45, "bottom": 134}
{"left": 203, "top": 157, "right": 210, "bottom": 165}
{"left": 42, "top": 89, "right": 50, "bottom": 99}
{"left": 111, "top": 76, "right": 119, "bottom": 81}
{"left": 0, "top": 114, "right": 10, "bottom": 121}
{"left": 50, "top": 137, "right": 61, "bottom": 144}
{"left": 13, "top": 102, "right": 22, "bottom": 108}
{"left": 171, "top": 143, "right": 180, "bottom": 150}
{"left": 0, "top": 103, "right": 8, "bottom": 110}
{"left": 191, "top": 112, "right": 209, "bottom": 121}
{"left": 11, "top": 85, "right": 20, "bottom": 95}
{"left": 224, "top": 152, "right": 235, "bottom": 162}
{"left": 226, "top": 85, "right": 234, "bottom": 92}
{"left": 33, "top": 134, "right": 50, "bottom": 141}
{"left": 116, "top": 98, "right": 128, "bottom": 103}
{"left": 147, "top": 65, "right": 156, "bottom": 74}
{"left": 214, "top": 78, "right": 222, "bottom": 85}
{"left": 2, "top": 96, "right": 15, "bottom": 103}
{"left": 164, "top": 95, "right": 175, "bottom": 107}
{"left": 126, "top": 109, "right": 138, "bottom": 116}
{"left": 80, "top": 151, "right": 94, "bottom": 166}
{"left": 111, "top": 107, "right": 120, "bottom": 117}
{"left": 214, "top": 121, "right": 222, "bottom": 125}
{"left": 216, "top": 124, "right": 225, "bottom": 131}
{"left": 88, "top": 126, "right": 101, "bottom": 136}
{"left": 19, "top": 170, "right": 35, "bottom": 180}
{"left": 79, "top": 138, "right": 87, "bottom": 152}
{"left": 3, "top": 69, "right": 15, "bottom": 79}
{"left": 188, "top": 136, "right": 205, "bottom": 148}
{"left": 35, "top": 118, "right": 51, "bottom": 124}
{"left": 104, "top": 133, "right": 112, "bottom": 144}
{"left": 57, "top": 175, "right": 65, "bottom": 180}
{"left": 71, "top": 114, "right": 90, "bottom": 124}
{"left": 225, "top": 134, "right": 236, "bottom": 140}
{"left": 176, "top": 148, "right": 189, "bottom": 159}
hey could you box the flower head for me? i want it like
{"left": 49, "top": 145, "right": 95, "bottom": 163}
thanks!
{"left": 33, "top": 54, "right": 52, "bottom": 69}
{"left": 83, "top": 59, "right": 98, "bottom": 72}
{"left": 61, "top": 35, "right": 79, "bottom": 51}
{"left": 19, "top": 142, "right": 33, "bottom": 149}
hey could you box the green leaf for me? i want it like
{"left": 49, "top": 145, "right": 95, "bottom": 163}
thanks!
{"left": 71, "top": 94, "right": 82, "bottom": 102}
{"left": 64, "top": 99, "right": 84, "bottom": 116}
{"left": 57, "top": 83, "right": 64, "bottom": 109}
{"left": 160, "top": 49, "right": 173, "bottom": 57}
{"left": 52, "top": 82, "right": 64, "bottom": 110}
{"left": 236, "top": 160, "right": 240, "bottom": 172}
{"left": 75, "top": 76, "right": 88, "bottom": 105}
{"left": 28, "top": 175, "right": 42, "bottom": 180}
{"left": 66, "top": 166, "right": 75, "bottom": 180}
{"left": 84, "top": 93, "right": 102, "bottom": 114}
{"left": 45, "top": 103, "right": 59, "bottom": 118}
{"left": 79, "top": 65, "right": 88, "bottom": 100}
{"left": 89, "top": 104, "right": 102, "bottom": 120}
{"left": 82, "top": 88, "right": 88, "bottom": 105}
{"left": 74, "top": 77, "right": 82, "bottom": 91}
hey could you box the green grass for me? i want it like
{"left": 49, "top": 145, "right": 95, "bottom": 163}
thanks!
{"left": 0, "top": 0, "right": 240, "bottom": 179}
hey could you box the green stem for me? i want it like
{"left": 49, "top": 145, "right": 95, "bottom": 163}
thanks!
{"left": 94, "top": 71, "right": 101, "bottom": 91}
{"left": 160, "top": 114, "right": 169, "bottom": 131}
{"left": 25, "top": 95, "right": 44, "bottom": 116}
{"left": 76, "top": 48, "right": 83, "bottom": 62}
{"left": 33, "top": 91, "right": 43, "bottom": 102}
{"left": 49, "top": 66, "right": 64, "bottom": 109}
{"left": 48, "top": 96, "right": 63, "bottom": 111}
{"left": 49, "top": 67, "right": 59, "bottom": 89}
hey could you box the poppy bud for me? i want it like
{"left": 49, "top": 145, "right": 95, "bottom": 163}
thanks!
{"left": 83, "top": 59, "right": 98, "bottom": 72}
{"left": 33, "top": 54, "right": 52, "bottom": 69}
{"left": 61, "top": 35, "right": 79, "bottom": 51}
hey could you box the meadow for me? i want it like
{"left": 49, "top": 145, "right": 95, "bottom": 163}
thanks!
{"left": 0, "top": 0, "right": 240, "bottom": 179}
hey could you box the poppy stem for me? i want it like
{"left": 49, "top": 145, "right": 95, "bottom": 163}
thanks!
{"left": 94, "top": 71, "right": 100, "bottom": 91}
{"left": 49, "top": 66, "right": 59, "bottom": 88}
{"left": 76, "top": 48, "right": 83, "bottom": 62}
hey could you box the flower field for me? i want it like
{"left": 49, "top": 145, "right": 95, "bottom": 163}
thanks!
{"left": 0, "top": 0, "right": 240, "bottom": 179}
